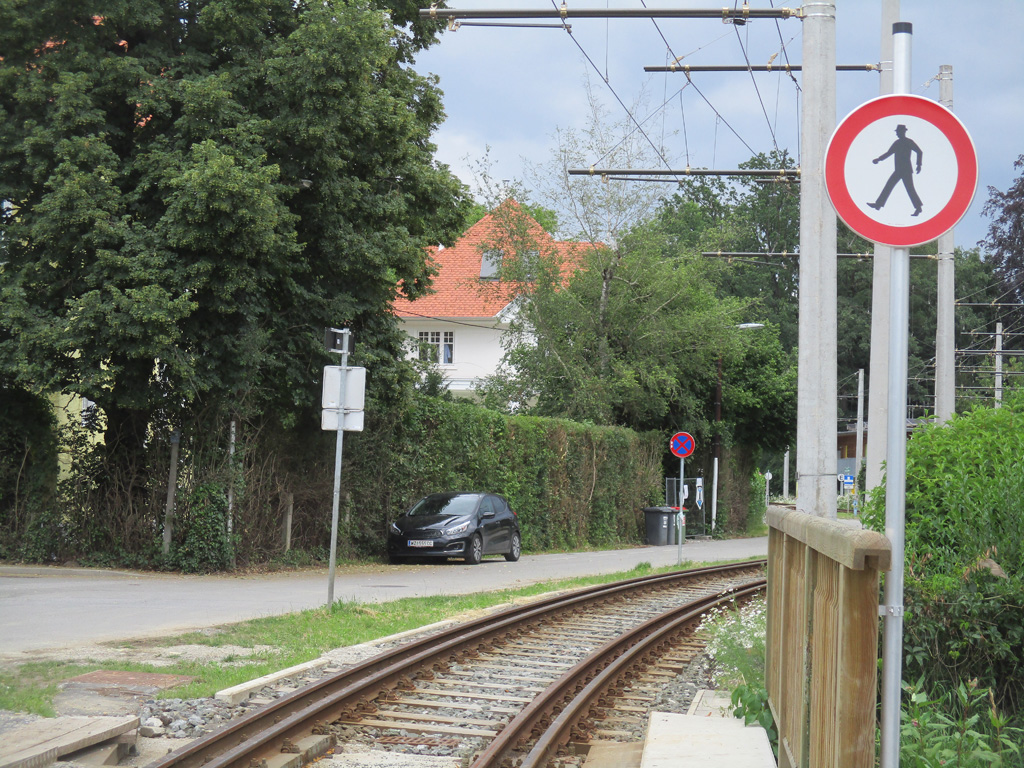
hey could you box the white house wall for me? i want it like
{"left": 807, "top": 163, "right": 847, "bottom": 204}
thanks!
{"left": 401, "top": 318, "right": 509, "bottom": 394}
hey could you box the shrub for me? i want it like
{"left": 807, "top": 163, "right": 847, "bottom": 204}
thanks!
{"left": 864, "top": 392, "right": 1024, "bottom": 716}
{"left": 900, "top": 677, "right": 1023, "bottom": 768}
{"left": 0, "top": 388, "right": 58, "bottom": 558}
{"left": 169, "top": 483, "right": 234, "bottom": 573}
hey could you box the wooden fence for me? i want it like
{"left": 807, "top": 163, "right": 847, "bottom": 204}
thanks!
{"left": 766, "top": 504, "right": 891, "bottom": 768}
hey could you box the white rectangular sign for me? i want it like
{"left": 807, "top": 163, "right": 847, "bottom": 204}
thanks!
{"left": 321, "top": 409, "right": 365, "bottom": 432}
{"left": 322, "top": 366, "right": 366, "bottom": 411}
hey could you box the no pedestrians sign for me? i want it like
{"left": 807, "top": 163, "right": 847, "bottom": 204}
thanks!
{"left": 824, "top": 94, "right": 977, "bottom": 247}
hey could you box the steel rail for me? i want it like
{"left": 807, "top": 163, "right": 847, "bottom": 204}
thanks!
{"left": 470, "top": 579, "right": 766, "bottom": 768}
{"left": 145, "top": 561, "right": 764, "bottom": 768}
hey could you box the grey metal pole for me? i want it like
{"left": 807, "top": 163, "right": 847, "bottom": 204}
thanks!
{"left": 996, "top": 322, "right": 1004, "bottom": 407}
{"left": 327, "top": 331, "right": 350, "bottom": 607}
{"left": 880, "top": 22, "right": 913, "bottom": 768}
{"left": 782, "top": 448, "right": 790, "bottom": 499}
{"left": 935, "top": 65, "right": 956, "bottom": 423}
{"left": 226, "top": 419, "right": 236, "bottom": 566}
{"left": 711, "top": 457, "right": 719, "bottom": 531}
{"left": 856, "top": 368, "right": 865, "bottom": 509}
{"left": 796, "top": 0, "right": 837, "bottom": 519}
{"left": 866, "top": 0, "right": 900, "bottom": 498}
{"left": 677, "top": 456, "right": 684, "bottom": 565}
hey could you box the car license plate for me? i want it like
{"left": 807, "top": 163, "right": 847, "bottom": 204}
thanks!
{"left": 408, "top": 540, "right": 433, "bottom": 548}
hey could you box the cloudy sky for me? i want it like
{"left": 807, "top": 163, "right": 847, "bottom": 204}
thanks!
{"left": 413, "top": 1, "right": 1024, "bottom": 249}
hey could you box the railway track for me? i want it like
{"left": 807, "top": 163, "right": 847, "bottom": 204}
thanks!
{"left": 145, "top": 561, "right": 765, "bottom": 768}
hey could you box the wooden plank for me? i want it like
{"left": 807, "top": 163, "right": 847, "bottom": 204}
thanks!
{"left": 0, "top": 717, "right": 138, "bottom": 768}
{"left": 768, "top": 507, "right": 888, "bottom": 768}
{"left": 809, "top": 555, "right": 840, "bottom": 767}
{"left": 835, "top": 565, "right": 881, "bottom": 768}
{"left": 767, "top": 506, "right": 891, "bottom": 571}
{"left": 777, "top": 534, "right": 808, "bottom": 768}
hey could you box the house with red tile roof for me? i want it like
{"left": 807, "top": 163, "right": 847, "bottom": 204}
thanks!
{"left": 392, "top": 201, "right": 595, "bottom": 396}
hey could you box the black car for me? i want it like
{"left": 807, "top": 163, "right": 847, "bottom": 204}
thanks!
{"left": 387, "top": 492, "right": 521, "bottom": 565}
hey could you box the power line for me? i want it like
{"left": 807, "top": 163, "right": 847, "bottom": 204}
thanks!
{"left": 423, "top": 7, "right": 801, "bottom": 21}
{"left": 643, "top": 64, "right": 879, "bottom": 72}
{"left": 733, "top": 21, "right": 779, "bottom": 150}
{"left": 544, "top": 0, "right": 679, "bottom": 181}
{"left": 568, "top": 167, "right": 799, "bottom": 177}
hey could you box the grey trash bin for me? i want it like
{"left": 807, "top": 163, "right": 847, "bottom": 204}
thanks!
{"left": 643, "top": 506, "right": 677, "bottom": 546}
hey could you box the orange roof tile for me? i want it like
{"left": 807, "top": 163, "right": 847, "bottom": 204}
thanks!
{"left": 393, "top": 201, "right": 596, "bottom": 320}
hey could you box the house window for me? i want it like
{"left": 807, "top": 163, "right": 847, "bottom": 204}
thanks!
{"left": 418, "top": 331, "right": 454, "bottom": 365}
{"left": 480, "top": 250, "right": 503, "bottom": 280}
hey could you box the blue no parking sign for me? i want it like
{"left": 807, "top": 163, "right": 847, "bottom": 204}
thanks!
{"left": 670, "top": 432, "right": 695, "bottom": 458}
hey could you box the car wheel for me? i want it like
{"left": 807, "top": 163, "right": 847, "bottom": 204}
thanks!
{"left": 464, "top": 535, "right": 483, "bottom": 565}
{"left": 388, "top": 555, "right": 407, "bottom": 565}
{"left": 504, "top": 532, "right": 521, "bottom": 562}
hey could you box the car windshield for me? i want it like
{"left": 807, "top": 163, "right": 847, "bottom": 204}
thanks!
{"left": 406, "top": 494, "right": 480, "bottom": 518}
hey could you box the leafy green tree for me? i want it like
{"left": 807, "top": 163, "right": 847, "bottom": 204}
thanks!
{"left": 0, "top": 0, "right": 469, "bottom": 480}
{"left": 983, "top": 154, "right": 1024, "bottom": 308}
{"left": 722, "top": 323, "right": 797, "bottom": 452}
{"left": 656, "top": 151, "right": 801, "bottom": 351}
{"left": 478, "top": 205, "right": 786, "bottom": 444}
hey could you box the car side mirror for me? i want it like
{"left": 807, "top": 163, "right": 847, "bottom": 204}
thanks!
{"left": 482, "top": 510, "right": 496, "bottom": 519}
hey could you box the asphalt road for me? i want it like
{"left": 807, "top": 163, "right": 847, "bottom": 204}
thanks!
{"left": 0, "top": 537, "right": 766, "bottom": 656}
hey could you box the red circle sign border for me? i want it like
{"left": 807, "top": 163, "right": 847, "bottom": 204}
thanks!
{"left": 824, "top": 94, "right": 978, "bottom": 248}
{"left": 670, "top": 432, "right": 695, "bottom": 458}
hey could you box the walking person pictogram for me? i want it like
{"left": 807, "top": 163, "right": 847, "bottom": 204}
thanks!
{"left": 867, "top": 124, "right": 924, "bottom": 216}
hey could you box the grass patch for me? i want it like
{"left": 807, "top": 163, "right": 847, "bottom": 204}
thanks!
{"left": 1, "top": 557, "right": 764, "bottom": 715}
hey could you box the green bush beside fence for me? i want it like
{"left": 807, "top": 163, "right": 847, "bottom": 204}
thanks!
{"left": 864, "top": 391, "right": 1024, "bottom": 718}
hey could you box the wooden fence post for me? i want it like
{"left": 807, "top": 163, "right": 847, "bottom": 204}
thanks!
{"left": 766, "top": 505, "right": 890, "bottom": 768}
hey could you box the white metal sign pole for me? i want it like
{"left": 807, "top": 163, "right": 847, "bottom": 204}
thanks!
{"left": 327, "top": 330, "right": 350, "bottom": 607}
{"left": 880, "top": 21, "right": 912, "bottom": 768}
{"left": 677, "top": 456, "right": 684, "bottom": 565}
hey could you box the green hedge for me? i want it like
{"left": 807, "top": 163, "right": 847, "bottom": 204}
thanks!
{"left": 864, "top": 392, "right": 1024, "bottom": 715}
{"left": 0, "top": 392, "right": 663, "bottom": 565}
{"left": 340, "top": 395, "right": 664, "bottom": 555}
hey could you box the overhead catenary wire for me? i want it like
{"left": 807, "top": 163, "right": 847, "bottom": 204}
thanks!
{"left": 446, "top": 21, "right": 572, "bottom": 30}
{"left": 568, "top": 167, "right": 799, "bottom": 177}
{"left": 431, "top": 3, "right": 798, "bottom": 187}
{"left": 543, "top": 0, "right": 680, "bottom": 181}
{"left": 700, "top": 251, "right": 936, "bottom": 259}
{"left": 644, "top": 64, "right": 879, "bottom": 72}
{"left": 733, "top": 18, "right": 779, "bottom": 150}
{"left": 422, "top": 7, "right": 801, "bottom": 21}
